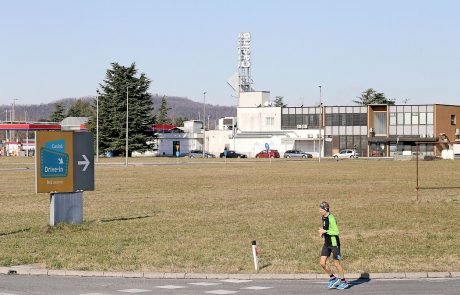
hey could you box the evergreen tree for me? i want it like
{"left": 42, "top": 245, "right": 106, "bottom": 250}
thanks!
{"left": 96, "top": 62, "right": 154, "bottom": 156}
{"left": 172, "top": 116, "right": 189, "bottom": 127}
{"left": 156, "top": 96, "right": 172, "bottom": 124}
{"left": 67, "top": 99, "right": 94, "bottom": 117}
{"left": 353, "top": 88, "right": 395, "bottom": 105}
{"left": 274, "top": 96, "right": 287, "bottom": 107}
{"left": 48, "top": 102, "right": 66, "bottom": 122}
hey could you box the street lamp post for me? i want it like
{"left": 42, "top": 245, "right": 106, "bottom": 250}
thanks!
{"left": 4, "top": 110, "right": 8, "bottom": 142}
{"left": 202, "top": 91, "right": 206, "bottom": 158}
{"left": 125, "top": 87, "right": 129, "bottom": 167}
{"left": 96, "top": 95, "right": 99, "bottom": 163}
{"left": 318, "top": 86, "right": 322, "bottom": 163}
{"left": 12, "top": 99, "right": 18, "bottom": 142}
{"left": 25, "top": 110, "right": 28, "bottom": 157}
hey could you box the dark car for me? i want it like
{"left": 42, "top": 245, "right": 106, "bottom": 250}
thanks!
{"left": 255, "top": 149, "right": 280, "bottom": 158}
{"left": 219, "top": 150, "right": 247, "bottom": 158}
{"left": 284, "top": 150, "right": 313, "bottom": 159}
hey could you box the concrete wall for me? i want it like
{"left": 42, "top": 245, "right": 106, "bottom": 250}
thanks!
{"left": 238, "top": 91, "right": 270, "bottom": 107}
{"left": 237, "top": 107, "right": 281, "bottom": 132}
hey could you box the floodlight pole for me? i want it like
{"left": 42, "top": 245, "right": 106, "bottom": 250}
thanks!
{"left": 12, "top": 98, "right": 18, "bottom": 142}
{"left": 25, "top": 110, "right": 28, "bottom": 157}
{"left": 4, "top": 110, "right": 8, "bottom": 142}
{"left": 318, "top": 86, "right": 322, "bottom": 163}
{"left": 203, "top": 91, "right": 206, "bottom": 157}
{"left": 125, "top": 87, "right": 129, "bottom": 167}
{"left": 96, "top": 95, "right": 99, "bottom": 163}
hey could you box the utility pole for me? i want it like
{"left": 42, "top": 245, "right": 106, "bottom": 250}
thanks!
{"left": 5, "top": 110, "right": 8, "bottom": 142}
{"left": 203, "top": 91, "right": 206, "bottom": 157}
{"left": 318, "top": 86, "right": 322, "bottom": 163}
{"left": 125, "top": 87, "right": 129, "bottom": 167}
{"left": 25, "top": 110, "right": 28, "bottom": 156}
{"left": 96, "top": 95, "right": 99, "bottom": 163}
{"left": 12, "top": 99, "right": 18, "bottom": 142}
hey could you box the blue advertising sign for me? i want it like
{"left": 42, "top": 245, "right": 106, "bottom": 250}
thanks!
{"left": 40, "top": 143, "right": 69, "bottom": 178}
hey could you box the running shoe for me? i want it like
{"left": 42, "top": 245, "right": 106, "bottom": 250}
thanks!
{"left": 336, "top": 280, "right": 349, "bottom": 290}
{"left": 327, "top": 277, "right": 341, "bottom": 289}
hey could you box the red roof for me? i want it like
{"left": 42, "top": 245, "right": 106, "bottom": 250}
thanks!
{"left": 153, "top": 124, "right": 177, "bottom": 132}
{"left": 0, "top": 123, "right": 61, "bottom": 131}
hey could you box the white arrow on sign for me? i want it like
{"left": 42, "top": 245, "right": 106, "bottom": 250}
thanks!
{"left": 78, "top": 155, "right": 90, "bottom": 171}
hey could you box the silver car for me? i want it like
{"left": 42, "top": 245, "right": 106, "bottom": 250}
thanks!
{"left": 284, "top": 150, "right": 313, "bottom": 158}
{"left": 333, "top": 149, "right": 359, "bottom": 159}
{"left": 188, "top": 150, "right": 215, "bottom": 158}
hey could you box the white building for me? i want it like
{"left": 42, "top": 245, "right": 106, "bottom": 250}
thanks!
{"left": 207, "top": 91, "right": 322, "bottom": 158}
{"left": 155, "top": 92, "right": 323, "bottom": 158}
{"left": 156, "top": 120, "right": 205, "bottom": 156}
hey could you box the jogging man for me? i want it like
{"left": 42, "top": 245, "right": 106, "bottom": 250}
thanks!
{"left": 318, "top": 201, "right": 349, "bottom": 290}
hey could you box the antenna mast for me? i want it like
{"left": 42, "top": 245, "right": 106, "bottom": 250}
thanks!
{"left": 237, "top": 32, "right": 253, "bottom": 93}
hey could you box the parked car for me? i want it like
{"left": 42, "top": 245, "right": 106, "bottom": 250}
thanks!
{"left": 219, "top": 150, "right": 247, "bottom": 158}
{"left": 333, "top": 149, "right": 359, "bottom": 159}
{"left": 188, "top": 150, "right": 215, "bottom": 158}
{"left": 255, "top": 149, "right": 280, "bottom": 158}
{"left": 284, "top": 150, "right": 313, "bottom": 159}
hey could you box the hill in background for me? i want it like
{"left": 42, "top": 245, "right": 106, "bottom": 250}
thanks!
{"left": 0, "top": 95, "right": 236, "bottom": 129}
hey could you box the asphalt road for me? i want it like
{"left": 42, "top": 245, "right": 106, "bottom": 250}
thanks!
{"left": 1, "top": 275, "right": 459, "bottom": 295}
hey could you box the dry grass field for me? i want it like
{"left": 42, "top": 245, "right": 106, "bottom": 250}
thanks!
{"left": 0, "top": 156, "right": 459, "bottom": 274}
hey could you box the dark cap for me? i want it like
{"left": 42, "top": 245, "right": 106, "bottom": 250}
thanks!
{"left": 320, "top": 201, "right": 330, "bottom": 212}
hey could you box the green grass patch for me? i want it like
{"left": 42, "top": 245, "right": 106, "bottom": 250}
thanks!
{"left": 0, "top": 157, "right": 459, "bottom": 273}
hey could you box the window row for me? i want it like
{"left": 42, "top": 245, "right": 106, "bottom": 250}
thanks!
{"left": 389, "top": 112, "right": 434, "bottom": 126}
{"left": 281, "top": 114, "right": 320, "bottom": 129}
{"left": 325, "top": 113, "right": 367, "bottom": 126}
{"left": 282, "top": 107, "right": 320, "bottom": 115}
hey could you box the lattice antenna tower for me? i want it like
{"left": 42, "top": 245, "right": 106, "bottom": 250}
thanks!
{"left": 227, "top": 32, "right": 254, "bottom": 97}
{"left": 238, "top": 32, "right": 253, "bottom": 93}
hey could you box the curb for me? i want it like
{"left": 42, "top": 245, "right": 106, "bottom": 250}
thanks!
{"left": 0, "top": 267, "right": 459, "bottom": 280}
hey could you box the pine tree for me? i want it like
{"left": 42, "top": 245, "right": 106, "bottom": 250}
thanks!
{"left": 353, "top": 88, "right": 395, "bottom": 105}
{"left": 172, "top": 116, "right": 189, "bottom": 127}
{"left": 274, "top": 96, "right": 287, "bottom": 107}
{"left": 96, "top": 62, "right": 154, "bottom": 156}
{"left": 67, "top": 99, "right": 94, "bottom": 117}
{"left": 48, "top": 102, "right": 66, "bottom": 122}
{"left": 156, "top": 96, "right": 172, "bottom": 124}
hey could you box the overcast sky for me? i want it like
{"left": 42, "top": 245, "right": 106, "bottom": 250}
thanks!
{"left": 1, "top": 0, "right": 459, "bottom": 107}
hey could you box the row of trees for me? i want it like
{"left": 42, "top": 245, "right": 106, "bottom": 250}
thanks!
{"left": 48, "top": 100, "right": 93, "bottom": 122}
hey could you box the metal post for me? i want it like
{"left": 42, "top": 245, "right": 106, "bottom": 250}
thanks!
{"left": 125, "top": 87, "right": 129, "bottom": 167}
{"left": 4, "top": 110, "right": 8, "bottom": 143}
{"left": 96, "top": 95, "right": 99, "bottom": 163}
{"left": 318, "top": 86, "right": 322, "bottom": 163}
{"left": 25, "top": 110, "right": 28, "bottom": 157}
{"left": 12, "top": 99, "right": 18, "bottom": 142}
{"left": 203, "top": 91, "right": 206, "bottom": 157}
{"left": 416, "top": 143, "right": 419, "bottom": 202}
